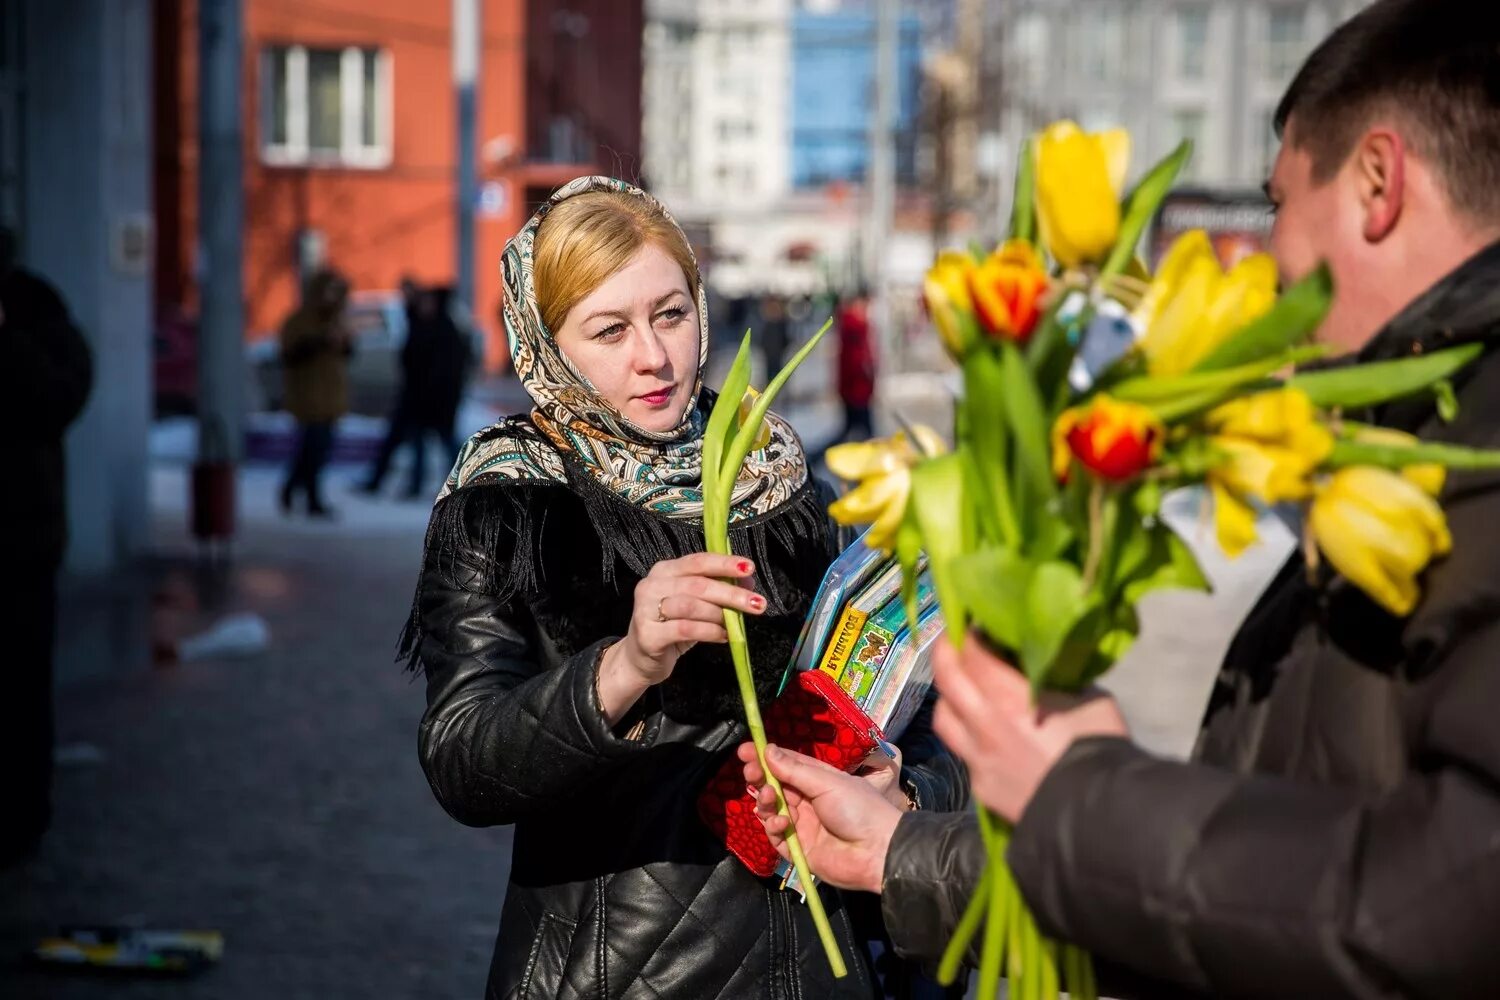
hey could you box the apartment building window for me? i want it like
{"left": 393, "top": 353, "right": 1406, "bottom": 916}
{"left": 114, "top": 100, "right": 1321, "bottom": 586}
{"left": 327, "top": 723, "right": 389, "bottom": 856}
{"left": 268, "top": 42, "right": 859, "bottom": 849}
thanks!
{"left": 1080, "top": 6, "right": 1122, "bottom": 82}
{"left": 1265, "top": 6, "right": 1307, "bottom": 82}
{"left": 1175, "top": 5, "right": 1209, "bottom": 82}
{"left": 262, "top": 45, "right": 392, "bottom": 168}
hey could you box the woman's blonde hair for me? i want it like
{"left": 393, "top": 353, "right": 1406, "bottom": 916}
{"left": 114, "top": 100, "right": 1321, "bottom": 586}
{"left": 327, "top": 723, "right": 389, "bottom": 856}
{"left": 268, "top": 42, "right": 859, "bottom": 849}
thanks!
{"left": 532, "top": 191, "right": 700, "bottom": 335}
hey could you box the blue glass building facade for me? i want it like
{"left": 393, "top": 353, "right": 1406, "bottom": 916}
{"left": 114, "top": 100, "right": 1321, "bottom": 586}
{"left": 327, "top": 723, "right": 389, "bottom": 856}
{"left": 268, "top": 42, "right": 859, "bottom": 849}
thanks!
{"left": 790, "top": 10, "right": 922, "bottom": 189}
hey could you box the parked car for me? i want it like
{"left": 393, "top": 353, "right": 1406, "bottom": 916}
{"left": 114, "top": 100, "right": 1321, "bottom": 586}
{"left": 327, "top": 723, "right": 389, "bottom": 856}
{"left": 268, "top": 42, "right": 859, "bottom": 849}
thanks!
{"left": 247, "top": 289, "right": 482, "bottom": 416}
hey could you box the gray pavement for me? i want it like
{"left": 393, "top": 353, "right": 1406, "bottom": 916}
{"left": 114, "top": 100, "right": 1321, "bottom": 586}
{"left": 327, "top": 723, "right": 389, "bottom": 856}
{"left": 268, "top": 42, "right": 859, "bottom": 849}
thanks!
{"left": 1, "top": 464, "right": 509, "bottom": 1000}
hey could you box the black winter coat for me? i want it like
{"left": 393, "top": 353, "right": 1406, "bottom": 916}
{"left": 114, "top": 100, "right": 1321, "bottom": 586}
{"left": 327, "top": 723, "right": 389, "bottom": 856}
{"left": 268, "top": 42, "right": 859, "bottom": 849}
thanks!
{"left": 879, "top": 241, "right": 1500, "bottom": 999}
{"left": 400, "top": 291, "right": 471, "bottom": 432}
{"left": 0, "top": 267, "right": 92, "bottom": 569}
{"left": 406, "top": 431, "right": 966, "bottom": 1000}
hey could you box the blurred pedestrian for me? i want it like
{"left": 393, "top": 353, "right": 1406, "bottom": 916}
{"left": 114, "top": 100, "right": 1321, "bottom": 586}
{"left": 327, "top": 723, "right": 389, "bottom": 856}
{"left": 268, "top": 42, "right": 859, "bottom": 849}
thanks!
{"left": 0, "top": 226, "right": 93, "bottom": 866}
{"left": 361, "top": 285, "right": 472, "bottom": 498}
{"left": 758, "top": 292, "right": 790, "bottom": 380}
{"left": 818, "top": 287, "right": 875, "bottom": 458}
{"left": 278, "top": 268, "right": 351, "bottom": 517}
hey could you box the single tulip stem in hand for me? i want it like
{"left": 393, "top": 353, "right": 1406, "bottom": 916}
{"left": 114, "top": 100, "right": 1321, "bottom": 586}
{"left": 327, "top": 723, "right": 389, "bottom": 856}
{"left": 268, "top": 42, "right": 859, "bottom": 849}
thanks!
{"left": 703, "top": 323, "right": 846, "bottom": 979}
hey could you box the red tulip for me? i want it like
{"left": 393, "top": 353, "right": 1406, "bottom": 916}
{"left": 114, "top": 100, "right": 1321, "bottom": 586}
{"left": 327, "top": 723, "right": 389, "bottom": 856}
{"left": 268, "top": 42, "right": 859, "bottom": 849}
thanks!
{"left": 1052, "top": 395, "right": 1164, "bottom": 482}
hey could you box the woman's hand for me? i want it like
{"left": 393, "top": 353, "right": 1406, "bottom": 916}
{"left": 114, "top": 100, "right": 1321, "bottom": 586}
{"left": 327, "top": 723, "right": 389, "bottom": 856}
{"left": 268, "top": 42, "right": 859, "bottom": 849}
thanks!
{"left": 738, "top": 743, "right": 902, "bottom": 894}
{"left": 856, "top": 745, "right": 912, "bottom": 812}
{"left": 597, "top": 554, "right": 765, "bottom": 724}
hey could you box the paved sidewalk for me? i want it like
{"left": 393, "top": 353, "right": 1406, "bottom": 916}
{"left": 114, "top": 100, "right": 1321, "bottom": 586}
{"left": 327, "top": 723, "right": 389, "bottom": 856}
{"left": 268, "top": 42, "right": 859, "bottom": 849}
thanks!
{"left": 1, "top": 468, "right": 509, "bottom": 1000}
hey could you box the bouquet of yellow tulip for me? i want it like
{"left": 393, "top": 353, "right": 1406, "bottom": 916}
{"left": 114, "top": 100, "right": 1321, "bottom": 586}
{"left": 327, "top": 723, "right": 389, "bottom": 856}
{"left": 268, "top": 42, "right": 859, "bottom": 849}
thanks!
{"left": 825, "top": 121, "right": 1500, "bottom": 999}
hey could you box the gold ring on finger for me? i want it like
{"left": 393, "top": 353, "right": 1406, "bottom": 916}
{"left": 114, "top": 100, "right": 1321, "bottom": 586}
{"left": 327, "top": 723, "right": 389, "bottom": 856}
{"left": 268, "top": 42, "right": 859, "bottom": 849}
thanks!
{"left": 657, "top": 597, "right": 670, "bottom": 623}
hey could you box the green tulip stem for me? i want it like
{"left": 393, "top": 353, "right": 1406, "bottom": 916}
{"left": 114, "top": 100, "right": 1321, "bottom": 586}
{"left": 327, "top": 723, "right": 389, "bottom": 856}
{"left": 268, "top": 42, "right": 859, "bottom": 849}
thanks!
{"left": 1080, "top": 480, "right": 1107, "bottom": 592}
{"left": 976, "top": 809, "right": 1012, "bottom": 998}
{"left": 717, "top": 599, "right": 848, "bottom": 979}
{"left": 702, "top": 318, "right": 845, "bottom": 980}
{"left": 936, "top": 863, "right": 993, "bottom": 985}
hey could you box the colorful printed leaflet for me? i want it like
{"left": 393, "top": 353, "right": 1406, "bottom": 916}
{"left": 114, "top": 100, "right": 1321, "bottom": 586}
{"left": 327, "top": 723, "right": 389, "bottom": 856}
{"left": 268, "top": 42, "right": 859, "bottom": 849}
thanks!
{"left": 823, "top": 571, "right": 936, "bottom": 706}
{"left": 788, "top": 529, "right": 888, "bottom": 677}
{"left": 815, "top": 560, "right": 907, "bottom": 681}
{"left": 868, "top": 602, "right": 945, "bottom": 742}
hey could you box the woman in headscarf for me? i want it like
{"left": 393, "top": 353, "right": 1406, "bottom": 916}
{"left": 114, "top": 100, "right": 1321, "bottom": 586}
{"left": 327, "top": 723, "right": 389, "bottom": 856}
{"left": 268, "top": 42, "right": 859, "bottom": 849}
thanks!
{"left": 402, "top": 178, "right": 964, "bottom": 999}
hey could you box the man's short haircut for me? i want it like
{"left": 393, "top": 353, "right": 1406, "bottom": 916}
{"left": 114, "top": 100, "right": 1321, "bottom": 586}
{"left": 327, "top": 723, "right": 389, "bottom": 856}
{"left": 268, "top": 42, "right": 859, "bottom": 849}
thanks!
{"left": 1275, "top": 0, "right": 1500, "bottom": 223}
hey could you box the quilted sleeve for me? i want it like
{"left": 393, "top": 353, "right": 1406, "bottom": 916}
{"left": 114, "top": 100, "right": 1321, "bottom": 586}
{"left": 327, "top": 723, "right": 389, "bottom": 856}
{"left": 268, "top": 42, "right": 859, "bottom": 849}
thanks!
{"left": 413, "top": 490, "right": 662, "bottom": 828}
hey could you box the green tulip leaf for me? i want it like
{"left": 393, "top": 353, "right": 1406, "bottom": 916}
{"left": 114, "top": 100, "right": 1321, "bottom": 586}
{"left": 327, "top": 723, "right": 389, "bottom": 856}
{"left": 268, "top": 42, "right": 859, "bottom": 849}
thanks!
{"left": 1435, "top": 379, "right": 1459, "bottom": 423}
{"left": 1009, "top": 136, "right": 1037, "bottom": 244}
{"left": 962, "top": 349, "right": 1019, "bottom": 547}
{"left": 1189, "top": 265, "right": 1334, "bottom": 373}
{"left": 999, "top": 342, "right": 1058, "bottom": 534}
{"left": 717, "top": 317, "right": 833, "bottom": 500}
{"left": 1122, "top": 527, "right": 1212, "bottom": 604}
{"left": 1287, "top": 342, "right": 1483, "bottom": 410}
{"left": 704, "top": 331, "right": 753, "bottom": 496}
{"left": 895, "top": 513, "right": 925, "bottom": 631}
{"left": 1019, "top": 560, "right": 1097, "bottom": 690}
{"left": 1100, "top": 139, "right": 1192, "bottom": 282}
{"left": 1325, "top": 439, "right": 1500, "bottom": 472}
{"left": 1113, "top": 344, "right": 1326, "bottom": 404}
{"left": 952, "top": 546, "right": 1033, "bottom": 655}
{"left": 910, "top": 453, "right": 971, "bottom": 641}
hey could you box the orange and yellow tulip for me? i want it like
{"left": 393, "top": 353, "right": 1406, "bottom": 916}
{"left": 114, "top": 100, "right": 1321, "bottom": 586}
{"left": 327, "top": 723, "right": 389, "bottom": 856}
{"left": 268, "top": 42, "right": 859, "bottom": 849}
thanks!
{"left": 968, "top": 240, "right": 1049, "bottom": 344}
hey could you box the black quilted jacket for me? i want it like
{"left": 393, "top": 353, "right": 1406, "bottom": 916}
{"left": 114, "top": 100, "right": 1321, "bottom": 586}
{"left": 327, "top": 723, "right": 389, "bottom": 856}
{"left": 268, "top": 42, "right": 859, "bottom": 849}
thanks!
{"left": 406, "top": 445, "right": 966, "bottom": 1000}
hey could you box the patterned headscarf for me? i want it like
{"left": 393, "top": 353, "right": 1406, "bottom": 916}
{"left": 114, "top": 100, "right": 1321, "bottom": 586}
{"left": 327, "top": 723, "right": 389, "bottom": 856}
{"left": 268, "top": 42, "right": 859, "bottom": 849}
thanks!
{"left": 442, "top": 176, "right": 810, "bottom": 523}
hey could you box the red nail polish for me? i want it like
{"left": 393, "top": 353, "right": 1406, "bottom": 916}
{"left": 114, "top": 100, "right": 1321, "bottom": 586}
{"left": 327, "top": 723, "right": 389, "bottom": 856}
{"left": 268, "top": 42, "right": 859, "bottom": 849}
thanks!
{"left": 750, "top": 595, "right": 766, "bottom": 611}
{"left": 738, "top": 560, "right": 753, "bottom": 574}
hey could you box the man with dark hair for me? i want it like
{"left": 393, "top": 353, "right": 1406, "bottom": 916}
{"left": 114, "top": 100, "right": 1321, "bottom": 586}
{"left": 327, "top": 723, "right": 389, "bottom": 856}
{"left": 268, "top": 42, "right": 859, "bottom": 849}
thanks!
{"left": 0, "top": 227, "right": 93, "bottom": 866}
{"left": 740, "top": 2, "right": 1500, "bottom": 996}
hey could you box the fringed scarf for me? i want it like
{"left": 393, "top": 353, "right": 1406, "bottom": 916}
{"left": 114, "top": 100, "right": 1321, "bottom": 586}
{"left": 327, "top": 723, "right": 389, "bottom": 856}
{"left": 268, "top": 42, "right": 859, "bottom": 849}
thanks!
{"left": 439, "top": 175, "right": 810, "bottom": 521}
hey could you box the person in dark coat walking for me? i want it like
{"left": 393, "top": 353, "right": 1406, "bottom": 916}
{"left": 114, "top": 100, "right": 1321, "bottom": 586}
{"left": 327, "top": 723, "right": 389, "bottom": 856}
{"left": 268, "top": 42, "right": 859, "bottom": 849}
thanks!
{"left": 0, "top": 227, "right": 93, "bottom": 866}
{"left": 361, "top": 284, "right": 472, "bottom": 498}
{"left": 758, "top": 292, "right": 791, "bottom": 381}
{"left": 741, "top": 4, "right": 1500, "bottom": 997}
{"left": 279, "top": 268, "right": 352, "bottom": 517}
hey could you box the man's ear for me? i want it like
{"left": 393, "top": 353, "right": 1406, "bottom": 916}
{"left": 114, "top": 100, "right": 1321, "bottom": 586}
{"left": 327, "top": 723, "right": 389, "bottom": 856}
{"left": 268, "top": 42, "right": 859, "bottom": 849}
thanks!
{"left": 1355, "top": 128, "right": 1406, "bottom": 243}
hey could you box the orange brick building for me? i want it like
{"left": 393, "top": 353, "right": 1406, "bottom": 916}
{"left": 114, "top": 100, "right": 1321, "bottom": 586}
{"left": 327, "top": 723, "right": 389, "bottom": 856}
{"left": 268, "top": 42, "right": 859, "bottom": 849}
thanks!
{"left": 154, "top": 0, "right": 643, "bottom": 369}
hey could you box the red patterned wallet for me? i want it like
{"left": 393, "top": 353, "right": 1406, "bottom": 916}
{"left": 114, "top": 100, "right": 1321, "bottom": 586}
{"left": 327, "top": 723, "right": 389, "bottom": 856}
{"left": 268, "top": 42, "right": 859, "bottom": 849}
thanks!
{"left": 698, "top": 669, "right": 882, "bottom": 877}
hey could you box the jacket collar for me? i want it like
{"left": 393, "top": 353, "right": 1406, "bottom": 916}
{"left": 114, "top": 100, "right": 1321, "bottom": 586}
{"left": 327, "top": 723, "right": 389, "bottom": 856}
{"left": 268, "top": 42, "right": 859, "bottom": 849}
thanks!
{"left": 1358, "top": 238, "right": 1500, "bottom": 362}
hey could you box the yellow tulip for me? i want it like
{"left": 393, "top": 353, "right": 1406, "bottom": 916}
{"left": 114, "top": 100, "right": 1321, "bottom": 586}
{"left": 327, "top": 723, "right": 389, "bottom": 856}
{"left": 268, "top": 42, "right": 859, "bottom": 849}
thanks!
{"left": 1206, "top": 389, "right": 1335, "bottom": 476}
{"left": 1034, "top": 121, "right": 1130, "bottom": 269}
{"left": 1204, "top": 389, "right": 1334, "bottom": 557}
{"left": 923, "top": 251, "right": 979, "bottom": 358}
{"left": 1135, "top": 230, "right": 1279, "bottom": 376}
{"left": 827, "top": 426, "right": 948, "bottom": 551}
{"left": 1347, "top": 426, "right": 1446, "bottom": 496}
{"left": 1310, "top": 466, "right": 1453, "bottom": 616}
{"left": 738, "top": 386, "right": 772, "bottom": 450}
